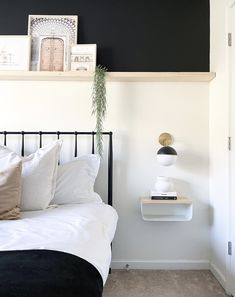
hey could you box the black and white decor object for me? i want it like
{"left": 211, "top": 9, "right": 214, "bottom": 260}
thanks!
{"left": 151, "top": 176, "right": 177, "bottom": 200}
{"left": 156, "top": 133, "right": 177, "bottom": 166}
{"left": 28, "top": 15, "right": 78, "bottom": 71}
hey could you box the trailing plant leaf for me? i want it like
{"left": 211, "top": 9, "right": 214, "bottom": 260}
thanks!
{"left": 92, "top": 65, "right": 107, "bottom": 156}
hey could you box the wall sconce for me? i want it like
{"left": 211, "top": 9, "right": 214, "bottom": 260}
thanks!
{"left": 157, "top": 133, "right": 177, "bottom": 166}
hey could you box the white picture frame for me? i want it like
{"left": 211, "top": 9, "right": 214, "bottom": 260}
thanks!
{"left": 0, "top": 35, "right": 31, "bottom": 70}
{"left": 28, "top": 15, "right": 78, "bottom": 71}
{"left": 71, "top": 44, "right": 97, "bottom": 72}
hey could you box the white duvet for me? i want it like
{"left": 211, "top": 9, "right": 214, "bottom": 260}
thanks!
{"left": 0, "top": 202, "right": 118, "bottom": 284}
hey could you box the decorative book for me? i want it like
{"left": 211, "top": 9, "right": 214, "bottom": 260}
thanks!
{"left": 150, "top": 191, "right": 177, "bottom": 200}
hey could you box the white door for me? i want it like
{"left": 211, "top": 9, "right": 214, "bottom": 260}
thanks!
{"left": 229, "top": 4, "right": 235, "bottom": 296}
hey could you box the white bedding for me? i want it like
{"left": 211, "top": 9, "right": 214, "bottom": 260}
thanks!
{"left": 0, "top": 202, "right": 118, "bottom": 284}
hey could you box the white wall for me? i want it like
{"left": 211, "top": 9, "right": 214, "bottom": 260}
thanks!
{"left": 0, "top": 79, "right": 210, "bottom": 268}
{"left": 210, "top": 0, "right": 230, "bottom": 288}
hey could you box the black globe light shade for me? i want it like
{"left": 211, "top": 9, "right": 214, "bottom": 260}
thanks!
{"left": 157, "top": 146, "right": 178, "bottom": 166}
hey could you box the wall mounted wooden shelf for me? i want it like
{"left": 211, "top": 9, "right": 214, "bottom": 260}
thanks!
{"left": 140, "top": 197, "right": 193, "bottom": 221}
{"left": 0, "top": 71, "right": 215, "bottom": 82}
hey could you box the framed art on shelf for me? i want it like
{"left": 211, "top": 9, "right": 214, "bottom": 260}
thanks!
{"left": 28, "top": 15, "right": 78, "bottom": 71}
{"left": 0, "top": 36, "right": 31, "bottom": 70}
{"left": 38, "top": 36, "right": 66, "bottom": 71}
{"left": 71, "top": 44, "right": 97, "bottom": 72}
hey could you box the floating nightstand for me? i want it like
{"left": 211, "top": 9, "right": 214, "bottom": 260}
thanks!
{"left": 140, "top": 197, "right": 193, "bottom": 221}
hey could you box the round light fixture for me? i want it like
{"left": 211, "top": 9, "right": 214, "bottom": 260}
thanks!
{"left": 157, "top": 133, "right": 177, "bottom": 166}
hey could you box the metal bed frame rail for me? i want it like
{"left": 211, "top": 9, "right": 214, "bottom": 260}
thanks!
{"left": 0, "top": 131, "right": 113, "bottom": 206}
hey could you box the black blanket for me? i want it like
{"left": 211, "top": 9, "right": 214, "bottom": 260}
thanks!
{"left": 0, "top": 249, "right": 103, "bottom": 297}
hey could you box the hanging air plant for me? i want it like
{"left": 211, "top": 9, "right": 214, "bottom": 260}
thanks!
{"left": 92, "top": 65, "right": 107, "bottom": 156}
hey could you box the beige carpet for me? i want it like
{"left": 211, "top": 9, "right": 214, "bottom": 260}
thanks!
{"left": 103, "top": 270, "right": 229, "bottom": 297}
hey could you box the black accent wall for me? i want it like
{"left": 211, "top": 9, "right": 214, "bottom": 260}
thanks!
{"left": 0, "top": 0, "right": 210, "bottom": 71}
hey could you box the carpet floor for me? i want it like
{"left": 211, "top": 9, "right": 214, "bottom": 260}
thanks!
{"left": 103, "top": 270, "right": 229, "bottom": 297}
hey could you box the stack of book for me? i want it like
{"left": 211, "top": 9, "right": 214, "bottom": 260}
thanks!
{"left": 150, "top": 191, "right": 177, "bottom": 200}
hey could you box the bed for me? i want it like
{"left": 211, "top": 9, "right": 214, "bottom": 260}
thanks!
{"left": 0, "top": 131, "right": 118, "bottom": 297}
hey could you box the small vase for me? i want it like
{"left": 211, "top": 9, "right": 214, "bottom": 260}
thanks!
{"left": 154, "top": 176, "right": 173, "bottom": 193}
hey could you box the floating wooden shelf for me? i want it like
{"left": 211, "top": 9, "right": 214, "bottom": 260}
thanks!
{"left": 140, "top": 197, "right": 193, "bottom": 221}
{"left": 0, "top": 71, "right": 216, "bottom": 82}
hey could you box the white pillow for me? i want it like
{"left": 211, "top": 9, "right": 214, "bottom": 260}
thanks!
{"left": 0, "top": 140, "right": 62, "bottom": 211}
{"left": 51, "top": 154, "right": 102, "bottom": 205}
{"left": 0, "top": 161, "right": 22, "bottom": 220}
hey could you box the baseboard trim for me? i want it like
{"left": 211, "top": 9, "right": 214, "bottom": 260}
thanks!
{"left": 111, "top": 260, "right": 210, "bottom": 270}
{"left": 111, "top": 260, "right": 227, "bottom": 291}
{"left": 209, "top": 262, "right": 226, "bottom": 290}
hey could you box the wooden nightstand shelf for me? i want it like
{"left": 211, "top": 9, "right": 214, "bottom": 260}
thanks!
{"left": 140, "top": 197, "right": 193, "bottom": 221}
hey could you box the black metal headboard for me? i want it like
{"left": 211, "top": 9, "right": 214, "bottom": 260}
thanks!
{"left": 0, "top": 131, "right": 113, "bottom": 207}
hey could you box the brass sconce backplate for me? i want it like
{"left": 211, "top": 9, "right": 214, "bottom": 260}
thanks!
{"left": 159, "top": 133, "right": 174, "bottom": 146}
